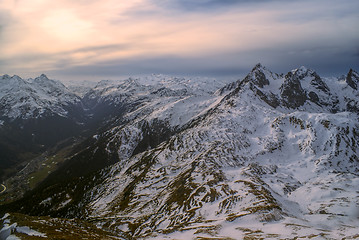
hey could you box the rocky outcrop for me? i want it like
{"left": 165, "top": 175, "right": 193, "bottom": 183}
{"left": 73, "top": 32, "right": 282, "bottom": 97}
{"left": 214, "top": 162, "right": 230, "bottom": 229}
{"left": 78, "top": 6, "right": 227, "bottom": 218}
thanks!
{"left": 346, "top": 69, "right": 359, "bottom": 90}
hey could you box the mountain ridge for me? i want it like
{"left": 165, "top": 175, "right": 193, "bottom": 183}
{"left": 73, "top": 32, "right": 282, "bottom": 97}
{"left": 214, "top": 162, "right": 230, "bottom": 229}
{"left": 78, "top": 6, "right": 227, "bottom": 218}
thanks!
{"left": 1, "top": 65, "right": 359, "bottom": 239}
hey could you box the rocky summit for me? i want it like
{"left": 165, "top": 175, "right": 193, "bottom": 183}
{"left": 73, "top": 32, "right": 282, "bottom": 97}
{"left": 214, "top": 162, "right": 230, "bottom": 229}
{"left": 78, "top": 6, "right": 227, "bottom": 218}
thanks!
{"left": 1, "top": 65, "right": 359, "bottom": 239}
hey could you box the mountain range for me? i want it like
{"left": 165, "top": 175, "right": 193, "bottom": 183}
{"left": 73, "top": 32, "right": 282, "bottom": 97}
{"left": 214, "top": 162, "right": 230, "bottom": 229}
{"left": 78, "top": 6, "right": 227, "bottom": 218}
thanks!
{"left": 1, "top": 64, "right": 359, "bottom": 239}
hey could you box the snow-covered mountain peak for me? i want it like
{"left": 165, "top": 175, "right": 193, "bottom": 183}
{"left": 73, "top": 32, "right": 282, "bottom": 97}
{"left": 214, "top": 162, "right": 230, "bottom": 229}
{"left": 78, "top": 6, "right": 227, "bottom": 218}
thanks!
{"left": 29, "top": 73, "right": 50, "bottom": 82}
{"left": 40, "top": 66, "right": 358, "bottom": 239}
{"left": 252, "top": 62, "right": 265, "bottom": 71}
{"left": 0, "top": 74, "right": 30, "bottom": 95}
{"left": 0, "top": 74, "right": 82, "bottom": 120}
{"left": 1, "top": 66, "right": 359, "bottom": 239}
{"left": 39, "top": 73, "right": 48, "bottom": 79}
{"left": 222, "top": 65, "right": 359, "bottom": 114}
{"left": 31, "top": 74, "right": 63, "bottom": 86}
{"left": 0, "top": 74, "right": 25, "bottom": 84}
{"left": 0, "top": 74, "right": 10, "bottom": 79}
{"left": 242, "top": 63, "right": 281, "bottom": 89}
{"left": 291, "top": 65, "right": 312, "bottom": 76}
{"left": 250, "top": 63, "right": 273, "bottom": 74}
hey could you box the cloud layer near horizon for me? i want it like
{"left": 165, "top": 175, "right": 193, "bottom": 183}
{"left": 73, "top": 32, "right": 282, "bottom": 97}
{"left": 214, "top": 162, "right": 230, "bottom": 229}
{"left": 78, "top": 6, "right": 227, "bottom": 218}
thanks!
{"left": 0, "top": 0, "right": 358, "bottom": 80}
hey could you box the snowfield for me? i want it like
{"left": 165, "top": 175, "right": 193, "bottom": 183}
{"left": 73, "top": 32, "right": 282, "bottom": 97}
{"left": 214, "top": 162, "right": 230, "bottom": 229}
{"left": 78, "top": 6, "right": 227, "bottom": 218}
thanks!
{"left": 1, "top": 65, "right": 359, "bottom": 239}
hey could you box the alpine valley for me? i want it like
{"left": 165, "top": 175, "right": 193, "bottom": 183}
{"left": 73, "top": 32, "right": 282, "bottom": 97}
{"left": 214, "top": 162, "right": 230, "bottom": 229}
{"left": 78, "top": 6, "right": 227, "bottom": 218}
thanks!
{"left": 1, "top": 64, "right": 359, "bottom": 239}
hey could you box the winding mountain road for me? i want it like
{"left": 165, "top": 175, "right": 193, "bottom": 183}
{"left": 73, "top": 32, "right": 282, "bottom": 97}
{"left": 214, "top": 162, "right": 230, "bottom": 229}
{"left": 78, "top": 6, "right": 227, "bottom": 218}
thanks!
{"left": 0, "top": 184, "right": 6, "bottom": 194}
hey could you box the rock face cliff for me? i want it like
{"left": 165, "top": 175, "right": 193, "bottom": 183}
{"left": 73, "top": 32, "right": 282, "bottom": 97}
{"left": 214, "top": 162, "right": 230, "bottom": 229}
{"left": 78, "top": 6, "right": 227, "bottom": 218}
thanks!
{"left": 1, "top": 66, "right": 359, "bottom": 239}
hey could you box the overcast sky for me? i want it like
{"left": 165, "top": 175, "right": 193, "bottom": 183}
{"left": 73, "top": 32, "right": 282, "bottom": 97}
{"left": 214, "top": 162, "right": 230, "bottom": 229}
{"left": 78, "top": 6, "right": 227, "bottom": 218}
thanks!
{"left": 0, "top": 0, "right": 358, "bottom": 81}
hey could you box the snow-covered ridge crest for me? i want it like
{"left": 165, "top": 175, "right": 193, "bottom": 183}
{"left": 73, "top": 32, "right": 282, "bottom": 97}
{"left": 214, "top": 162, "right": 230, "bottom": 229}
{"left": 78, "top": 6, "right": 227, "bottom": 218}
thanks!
{"left": 88, "top": 74, "right": 228, "bottom": 96}
{"left": 82, "top": 74, "right": 230, "bottom": 128}
{"left": 0, "top": 74, "right": 81, "bottom": 120}
{"left": 231, "top": 64, "right": 359, "bottom": 114}
{"left": 1, "top": 65, "right": 359, "bottom": 239}
{"left": 1, "top": 66, "right": 358, "bottom": 122}
{"left": 76, "top": 65, "right": 359, "bottom": 239}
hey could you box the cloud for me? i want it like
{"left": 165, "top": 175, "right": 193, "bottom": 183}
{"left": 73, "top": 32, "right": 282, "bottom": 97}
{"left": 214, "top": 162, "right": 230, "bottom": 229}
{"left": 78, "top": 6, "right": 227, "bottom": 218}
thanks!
{"left": 47, "top": 42, "right": 358, "bottom": 81}
{"left": 152, "top": 0, "right": 287, "bottom": 12}
{"left": 0, "top": 43, "right": 135, "bottom": 73}
{"left": 0, "top": 8, "right": 15, "bottom": 39}
{"left": 47, "top": 54, "right": 249, "bottom": 80}
{"left": 0, "top": 0, "right": 358, "bottom": 80}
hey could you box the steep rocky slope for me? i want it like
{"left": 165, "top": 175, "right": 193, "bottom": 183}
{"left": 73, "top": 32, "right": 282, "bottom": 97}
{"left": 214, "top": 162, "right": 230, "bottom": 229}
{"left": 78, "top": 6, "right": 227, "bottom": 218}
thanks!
{"left": 0, "top": 74, "right": 227, "bottom": 199}
{"left": 1, "top": 65, "right": 359, "bottom": 239}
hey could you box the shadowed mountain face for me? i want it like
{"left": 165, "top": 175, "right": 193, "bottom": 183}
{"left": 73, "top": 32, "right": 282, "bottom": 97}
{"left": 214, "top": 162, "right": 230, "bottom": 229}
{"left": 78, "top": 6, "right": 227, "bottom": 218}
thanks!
{"left": 1, "top": 66, "right": 359, "bottom": 239}
{"left": 0, "top": 74, "right": 87, "bottom": 180}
